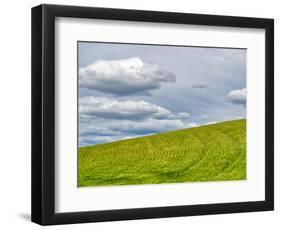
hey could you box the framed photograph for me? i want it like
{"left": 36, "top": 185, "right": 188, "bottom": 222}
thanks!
{"left": 31, "top": 4, "right": 274, "bottom": 225}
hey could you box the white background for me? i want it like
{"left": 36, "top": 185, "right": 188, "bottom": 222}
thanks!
{"left": 0, "top": 0, "right": 279, "bottom": 229}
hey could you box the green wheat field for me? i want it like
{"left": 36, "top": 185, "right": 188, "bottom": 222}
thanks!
{"left": 78, "top": 119, "right": 246, "bottom": 187}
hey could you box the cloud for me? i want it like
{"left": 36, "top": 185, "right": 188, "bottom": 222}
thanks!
{"left": 173, "top": 112, "right": 190, "bottom": 120}
{"left": 228, "top": 88, "right": 246, "bottom": 107}
{"left": 79, "top": 135, "right": 115, "bottom": 146}
{"left": 79, "top": 118, "right": 186, "bottom": 146}
{"left": 187, "top": 122, "right": 198, "bottom": 128}
{"left": 78, "top": 44, "right": 246, "bottom": 146}
{"left": 78, "top": 96, "right": 190, "bottom": 146}
{"left": 79, "top": 57, "right": 176, "bottom": 95}
{"left": 79, "top": 133, "right": 146, "bottom": 146}
{"left": 191, "top": 82, "right": 209, "bottom": 89}
{"left": 79, "top": 96, "right": 188, "bottom": 121}
{"left": 107, "top": 119, "right": 185, "bottom": 135}
{"left": 79, "top": 127, "right": 122, "bottom": 137}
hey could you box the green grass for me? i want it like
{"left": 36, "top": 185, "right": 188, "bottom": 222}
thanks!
{"left": 78, "top": 119, "right": 246, "bottom": 187}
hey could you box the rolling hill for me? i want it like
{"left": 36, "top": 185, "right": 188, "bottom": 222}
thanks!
{"left": 78, "top": 119, "right": 246, "bottom": 187}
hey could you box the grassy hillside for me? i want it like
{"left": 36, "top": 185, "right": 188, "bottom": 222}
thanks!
{"left": 78, "top": 119, "right": 246, "bottom": 187}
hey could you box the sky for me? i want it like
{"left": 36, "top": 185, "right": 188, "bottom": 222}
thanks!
{"left": 78, "top": 42, "right": 246, "bottom": 146}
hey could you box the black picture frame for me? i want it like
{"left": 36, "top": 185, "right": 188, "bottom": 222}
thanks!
{"left": 31, "top": 4, "right": 274, "bottom": 225}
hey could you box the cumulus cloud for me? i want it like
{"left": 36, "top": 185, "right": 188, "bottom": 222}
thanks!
{"left": 79, "top": 127, "right": 122, "bottom": 137}
{"left": 203, "top": 121, "right": 217, "bottom": 126}
{"left": 79, "top": 57, "right": 176, "bottom": 95}
{"left": 79, "top": 133, "right": 147, "bottom": 146}
{"left": 79, "top": 135, "right": 115, "bottom": 146}
{"left": 78, "top": 96, "right": 191, "bottom": 146}
{"left": 79, "top": 96, "right": 188, "bottom": 121}
{"left": 79, "top": 117, "right": 186, "bottom": 146}
{"left": 187, "top": 122, "right": 198, "bottom": 128}
{"left": 228, "top": 88, "right": 246, "bottom": 107}
{"left": 173, "top": 112, "right": 190, "bottom": 120}
{"left": 191, "top": 82, "right": 209, "bottom": 89}
{"left": 108, "top": 119, "right": 185, "bottom": 135}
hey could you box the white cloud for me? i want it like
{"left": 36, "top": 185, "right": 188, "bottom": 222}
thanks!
{"left": 79, "top": 96, "right": 188, "bottom": 121}
{"left": 79, "top": 57, "right": 176, "bottom": 95}
{"left": 79, "top": 118, "right": 186, "bottom": 146}
{"left": 228, "top": 88, "right": 246, "bottom": 107}
{"left": 78, "top": 96, "right": 190, "bottom": 146}
{"left": 187, "top": 122, "right": 198, "bottom": 128}
{"left": 108, "top": 119, "right": 185, "bottom": 135}
{"left": 79, "top": 126, "right": 122, "bottom": 136}
{"left": 79, "top": 135, "right": 116, "bottom": 146}
{"left": 191, "top": 82, "right": 209, "bottom": 89}
{"left": 174, "top": 112, "right": 190, "bottom": 119}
